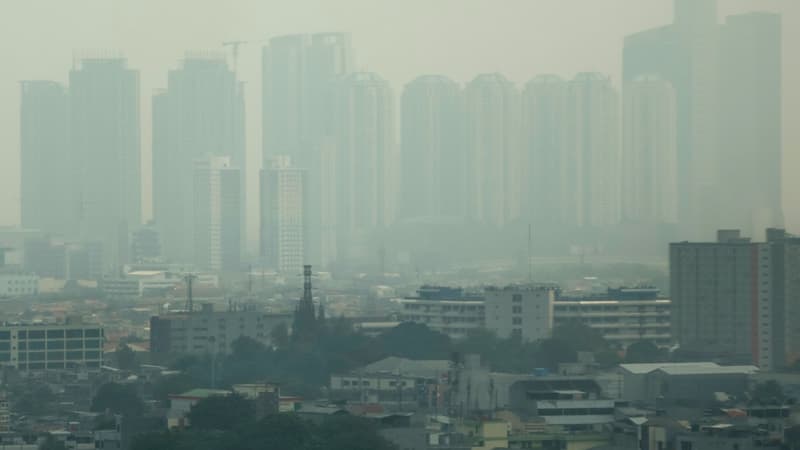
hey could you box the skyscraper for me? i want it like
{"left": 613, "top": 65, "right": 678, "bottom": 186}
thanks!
{"left": 464, "top": 73, "right": 521, "bottom": 227}
{"left": 333, "top": 72, "right": 396, "bottom": 258}
{"left": 400, "top": 75, "right": 465, "bottom": 219}
{"left": 69, "top": 57, "right": 141, "bottom": 271}
{"left": 521, "top": 75, "right": 568, "bottom": 228}
{"left": 564, "top": 73, "right": 620, "bottom": 228}
{"left": 261, "top": 32, "right": 353, "bottom": 164}
{"left": 717, "top": 12, "right": 783, "bottom": 236}
{"left": 260, "top": 156, "right": 307, "bottom": 274}
{"left": 19, "top": 81, "right": 70, "bottom": 236}
{"left": 152, "top": 55, "right": 245, "bottom": 264}
{"left": 622, "top": 75, "right": 678, "bottom": 224}
{"left": 193, "top": 155, "right": 241, "bottom": 272}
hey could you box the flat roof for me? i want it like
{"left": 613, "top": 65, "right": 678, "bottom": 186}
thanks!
{"left": 619, "top": 362, "right": 720, "bottom": 375}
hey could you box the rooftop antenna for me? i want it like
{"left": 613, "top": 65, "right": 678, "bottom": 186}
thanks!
{"left": 183, "top": 273, "right": 198, "bottom": 313}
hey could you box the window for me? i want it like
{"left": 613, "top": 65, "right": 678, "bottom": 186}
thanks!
{"left": 512, "top": 294, "right": 522, "bottom": 303}
{"left": 512, "top": 306, "right": 522, "bottom": 314}
{"left": 28, "top": 330, "right": 45, "bottom": 339}
{"left": 512, "top": 317, "right": 522, "bottom": 325}
{"left": 47, "top": 340, "right": 65, "bottom": 349}
{"left": 47, "top": 330, "right": 65, "bottom": 339}
{"left": 66, "top": 329, "right": 83, "bottom": 339}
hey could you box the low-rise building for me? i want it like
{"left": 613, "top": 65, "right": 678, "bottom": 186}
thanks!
{"left": 554, "top": 288, "right": 671, "bottom": 349}
{"left": 101, "top": 270, "right": 182, "bottom": 298}
{"left": 0, "top": 318, "right": 104, "bottom": 372}
{"left": 484, "top": 285, "right": 554, "bottom": 342}
{"left": 149, "top": 303, "right": 291, "bottom": 356}
{"left": 398, "top": 286, "right": 485, "bottom": 339}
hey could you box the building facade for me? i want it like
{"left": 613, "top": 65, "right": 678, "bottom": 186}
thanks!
{"left": 19, "top": 81, "right": 70, "bottom": 237}
{"left": 484, "top": 285, "right": 554, "bottom": 342}
{"left": 0, "top": 320, "right": 104, "bottom": 371}
{"left": 622, "top": 75, "right": 678, "bottom": 224}
{"left": 260, "top": 157, "right": 307, "bottom": 274}
{"left": 193, "top": 156, "right": 241, "bottom": 272}
{"left": 398, "top": 286, "right": 485, "bottom": 340}
{"left": 152, "top": 56, "right": 245, "bottom": 264}
{"left": 670, "top": 229, "right": 800, "bottom": 370}
{"left": 69, "top": 57, "right": 141, "bottom": 272}
{"left": 400, "top": 75, "right": 465, "bottom": 220}
{"left": 149, "top": 304, "right": 291, "bottom": 356}
{"left": 0, "top": 273, "right": 39, "bottom": 298}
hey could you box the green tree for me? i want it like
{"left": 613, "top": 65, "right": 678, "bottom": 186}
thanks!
{"left": 91, "top": 383, "right": 144, "bottom": 417}
{"left": 751, "top": 380, "right": 785, "bottom": 405}
{"left": 551, "top": 320, "right": 609, "bottom": 353}
{"left": 270, "top": 322, "right": 290, "bottom": 349}
{"left": 116, "top": 343, "right": 139, "bottom": 371}
{"left": 231, "top": 336, "right": 267, "bottom": 360}
{"left": 151, "top": 373, "right": 198, "bottom": 406}
{"left": 187, "top": 393, "right": 255, "bottom": 431}
{"left": 318, "top": 415, "right": 397, "bottom": 450}
{"left": 377, "top": 322, "right": 451, "bottom": 359}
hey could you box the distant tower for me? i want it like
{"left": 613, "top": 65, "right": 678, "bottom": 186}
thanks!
{"left": 292, "top": 264, "right": 317, "bottom": 342}
{"left": 193, "top": 155, "right": 241, "bottom": 272}
{"left": 260, "top": 156, "right": 307, "bottom": 274}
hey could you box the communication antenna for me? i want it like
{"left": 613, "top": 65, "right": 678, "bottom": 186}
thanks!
{"left": 183, "top": 273, "right": 198, "bottom": 313}
{"left": 528, "top": 224, "right": 533, "bottom": 283}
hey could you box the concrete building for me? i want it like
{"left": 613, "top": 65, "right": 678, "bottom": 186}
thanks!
{"left": 619, "top": 362, "right": 758, "bottom": 404}
{"left": 400, "top": 75, "right": 465, "bottom": 220}
{"left": 101, "top": 270, "right": 181, "bottom": 298}
{"left": 0, "top": 392, "right": 8, "bottom": 432}
{"left": 193, "top": 156, "right": 241, "bottom": 272}
{"left": 149, "top": 303, "right": 290, "bottom": 356}
{"left": 564, "top": 73, "right": 620, "bottom": 228}
{"left": 464, "top": 73, "right": 521, "bottom": 227}
{"left": 398, "top": 286, "right": 485, "bottom": 339}
{"left": 19, "top": 81, "right": 70, "bottom": 237}
{"left": 0, "top": 319, "right": 104, "bottom": 371}
{"left": 521, "top": 75, "right": 568, "bottom": 229}
{"left": 260, "top": 157, "right": 307, "bottom": 274}
{"left": 152, "top": 56, "right": 245, "bottom": 264}
{"left": 0, "top": 273, "right": 39, "bottom": 297}
{"left": 484, "top": 285, "right": 554, "bottom": 342}
{"left": 69, "top": 57, "right": 141, "bottom": 272}
{"left": 622, "top": 76, "right": 678, "bottom": 224}
{"left": 261, "top": 33, "right": 353, "bottom": 162}
{"left": 554, "top": 288, "right": 671, "bottom": 349}
{"left": 334, "top": 72, "right": 397, "bottom": 259}
{"left": 671, "top": 229, "right": 800, "bottom": 369}
{"left": 167, "top": 388, "right": 232, "bottom": 429}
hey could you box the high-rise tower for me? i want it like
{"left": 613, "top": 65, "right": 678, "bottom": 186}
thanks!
{"left": 19, "top": 81, "right": 70, "bottom": 236}
{"left": 260, "top": 156, "right": 307, "bottom": 274}
{"left": 400, "top": 75, "right": 465, "bottom": 219}
{"left": 69, "top": 57, "right": 141, "bottom": 271}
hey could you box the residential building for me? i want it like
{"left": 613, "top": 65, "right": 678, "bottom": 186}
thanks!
{"left": 464, "top": 73, "right": 521, "bottom": 227}
{"left": 260, "top": 157, "right": 307, "bottom": 274}
{"left": 261, "top": 33, "right": 353, "bottom": 163}
{"left": 69, "top": 57, "right": 141, "bottom": 271}
{"left": 564, "top": 73, "right": 620, "bottom": 228}
{"left": 0, "top": 392, "right": 8, "bottom": 432}
{"left": 484, "top": 285, "right": 554, "bottom": 342}
{"left": 554, "top": 287, "right": 671, "bottom": 349}
{"left": 622, "top": 76, "right": 678, "bottom": 224}
{"left": 671, "top": 229, "right": 800, "bottom": 369}
{"left": 0, "top": 319, "right": 104, "bottom": 371}
{"left": 152, "top": 56, "right": 246, "bottom": 264}
{"left": 398, "top": 286, "right": 485, "bottom": 339}
{"left": 333, "top": 72, "right": 397, "bottom": 259}
{"left": 400, "top": 75, "right": 465, "bottom": 219}
{"left": 19, "top": 81, "right": 70, "bottom": 236}
{"left": 101, "top": 270, "right": 181, "bottom": 298}
{"left": 521, "top": 75, "right": 568, "bottom": 229}
{"left": 149, "top": 303, "right": 291, "bottom": 356}
{"left": 193, "top": 156, "right": 241, "bottom": 272}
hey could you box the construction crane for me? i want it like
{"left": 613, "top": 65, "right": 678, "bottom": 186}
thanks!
{"left": 221, "top": 40, "right": 249, "bottom": 73}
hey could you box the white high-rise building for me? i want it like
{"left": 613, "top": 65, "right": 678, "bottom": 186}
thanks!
{"left": 464, "top": 74, "right": 521, "bottom": 227}
{"left": 622, "top": 75, "right": 678, "bottom": 224}
{"left": 193, "top": 156, "right": 241, "bottom": 272}
{"left": 260, "top": 156, "right": 307, "bottom": 274}
{"left": 153, "top": 56, "right": 245, "bottom": 264}
{"left": 334, "top": 72, "right": 396, "bottom": 258}
{"left": 565, "top": 73, "right": 620, "bottom": 228}
{"left": 69, "top": 57, "right": 141, "bottom": 271}
{"left": 400, "top": 75, "right": 465, "bottom": 219}
{"left": 522, "top": 75, "right": 568, "bottom": 228}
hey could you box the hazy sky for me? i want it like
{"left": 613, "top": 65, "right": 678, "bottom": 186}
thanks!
{"left": 1, "top": 0, "right": 797, "bottom": 234}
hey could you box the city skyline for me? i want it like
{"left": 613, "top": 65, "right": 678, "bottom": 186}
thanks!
{"left": 1, "top": 0, "right": 796, "bottom": 238}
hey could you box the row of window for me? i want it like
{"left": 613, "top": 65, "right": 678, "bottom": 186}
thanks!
{"left": 0, "top": 339, "right": 102, "bottom": 351}
{"left": 17, "top": 361, "right": 101, "bottom": 370}
{"left": 0, "top": 350, "right": 101, "bottom": 362}
{"left": 0, "top": 329, "right": 102, "bottom": 340}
